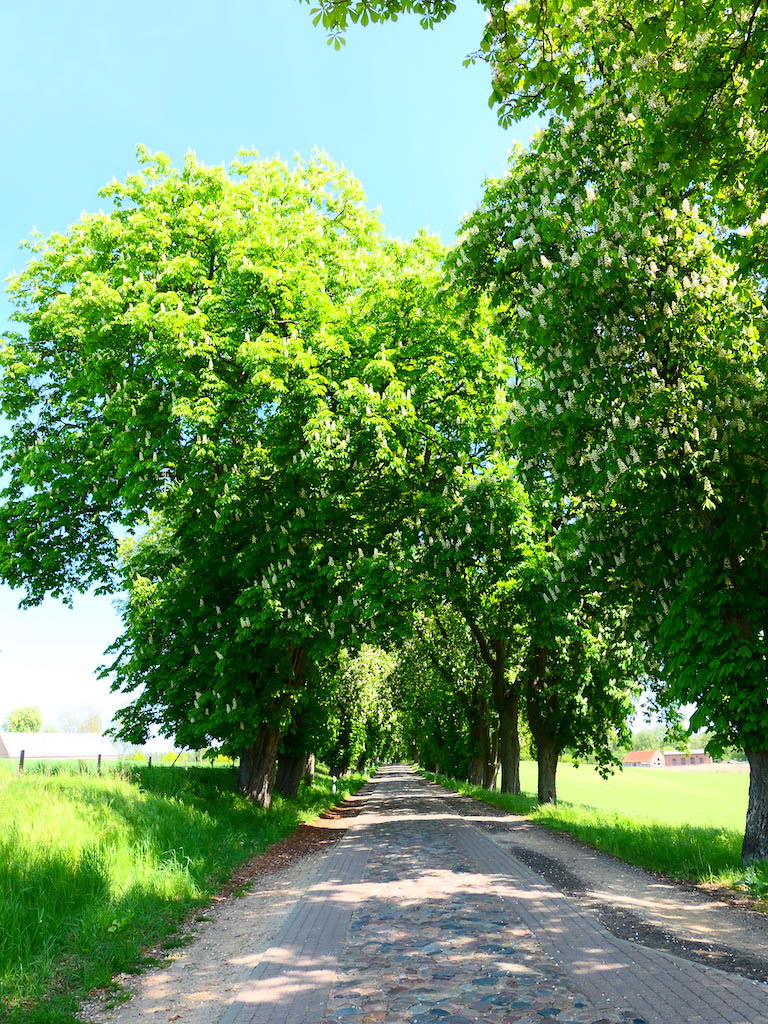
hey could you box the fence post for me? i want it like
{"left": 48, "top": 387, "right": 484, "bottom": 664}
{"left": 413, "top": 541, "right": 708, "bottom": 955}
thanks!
{"left": 97, "top": 753, "right": 102, "bottom": 775}
{"left": 18, "top": 750, "right": 25, "bottom": 773}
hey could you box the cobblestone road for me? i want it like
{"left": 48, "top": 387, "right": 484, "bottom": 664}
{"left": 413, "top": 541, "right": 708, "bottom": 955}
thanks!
{"left": 219, "top": 766, "right": 768, "bottom": 1024}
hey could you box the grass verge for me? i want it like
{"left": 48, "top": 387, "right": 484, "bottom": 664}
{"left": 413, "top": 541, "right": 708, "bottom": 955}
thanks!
{"left": 1, "top": 763, "right": 366, "bottom": 1024}
{"left": 421, "top": 770, "right": 768, "bottom": 900}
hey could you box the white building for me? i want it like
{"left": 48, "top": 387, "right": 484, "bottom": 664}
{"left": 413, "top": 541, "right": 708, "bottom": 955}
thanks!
{"left": 0, "top": 732, "right": 120, "bottom": 760}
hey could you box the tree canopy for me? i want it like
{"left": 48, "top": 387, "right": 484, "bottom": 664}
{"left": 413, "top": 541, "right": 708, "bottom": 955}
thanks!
{"left": 3, "top": 707, "right": 42, "bottom": 733}
{"left": 298, "top": 0, "right": 768, "bottom": 860}
{"left": 303, "top": 0, "right": 767, "bottom": 205}
{"left": 2, "top": 149, "right": 520, "bottom": 806}
{"left": 450, "top": 101, "right": 767, "bottom": 848}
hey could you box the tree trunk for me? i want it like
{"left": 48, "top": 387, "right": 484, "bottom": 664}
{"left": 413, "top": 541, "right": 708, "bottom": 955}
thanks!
{"left": 498, "top": 692, "right": 521, "bottom": 794}
{"left": 237, "top": 724, "right": 280, "bottom": 807}
{"left": 525, "top": 643, "right": 561, "bottom": 803}
{"left": 742, "top": 749, "right": 768, "bottom": 863}
{"left": 482, "top": 720, "right": 499, "bottom": 789}
{"left": 303, "top": 752, "right": 316, "bottom": 784}
{"left": 467, "top": 754, "right": 484, "bottom": 785}
{"left": 274, "top": 753, "right": 306, "bottom": 800}
{"left": 536, "top": 737, "right": 560, "bottom": 804}
{"left": 468, "top": 714, "right": 486, "bottom": 784}
{"left": 483, "top": 759, "right": 500, "bottom": 790}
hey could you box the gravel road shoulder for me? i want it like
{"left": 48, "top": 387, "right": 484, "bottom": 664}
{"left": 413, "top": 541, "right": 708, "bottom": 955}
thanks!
{"left": 432, "top": 779, "right": 768, "bottom": 982}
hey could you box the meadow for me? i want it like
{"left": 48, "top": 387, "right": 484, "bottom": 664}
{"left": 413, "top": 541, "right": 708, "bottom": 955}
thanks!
{"left": 520, "top": 760, "right": 749, "bottom": 830}
{"left": 423, "top": 761, "right": 764, "bottom": 897}
{"left": 0, "top": 761, "right": 365, "bottom": 1024}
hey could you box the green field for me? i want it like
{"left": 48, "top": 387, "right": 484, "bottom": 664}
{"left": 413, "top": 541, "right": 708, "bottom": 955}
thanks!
{"left": 518, "top": 760, "right": 749, "bottom": 830}
{"left": 0, "top": 762, "right": 366, "bottom": 1024}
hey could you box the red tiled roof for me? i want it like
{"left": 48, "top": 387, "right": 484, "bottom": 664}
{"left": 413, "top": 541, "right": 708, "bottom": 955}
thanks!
{"left": 623, "top": 749, "right": 661, "bottom": 763}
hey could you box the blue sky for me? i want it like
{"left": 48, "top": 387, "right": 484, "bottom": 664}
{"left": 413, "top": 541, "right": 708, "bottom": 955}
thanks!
{"left": 0, "top": 0, "right": 538, "bottom": 728}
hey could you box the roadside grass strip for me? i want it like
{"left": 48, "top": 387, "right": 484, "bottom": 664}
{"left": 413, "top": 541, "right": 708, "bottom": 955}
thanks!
{"left": 0, "top": 763, "right": 365, "bottom": 1024}
{"left": 421, "top": 767, "right": 768, "bottom": 899}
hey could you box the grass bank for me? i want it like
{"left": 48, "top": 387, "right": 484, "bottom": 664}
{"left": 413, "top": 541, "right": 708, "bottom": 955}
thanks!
{"left": 0, "top": 763, "right": 366, "bottom": 1024}
{"left": 422, "top": 766, "right": 767, "bottom": 898}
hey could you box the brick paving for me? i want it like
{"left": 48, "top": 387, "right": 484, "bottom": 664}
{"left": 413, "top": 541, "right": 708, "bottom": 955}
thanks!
{"left": 219, "top": 766, "right": 768, "bottom": 1024}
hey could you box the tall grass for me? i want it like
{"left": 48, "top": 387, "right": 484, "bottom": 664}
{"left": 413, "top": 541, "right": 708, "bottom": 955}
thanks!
{"left": 0, "top": 763, "right": 365, "bottom": 1024}
{"left": 422, "top": 769, "right": 766, "bottom": 895}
